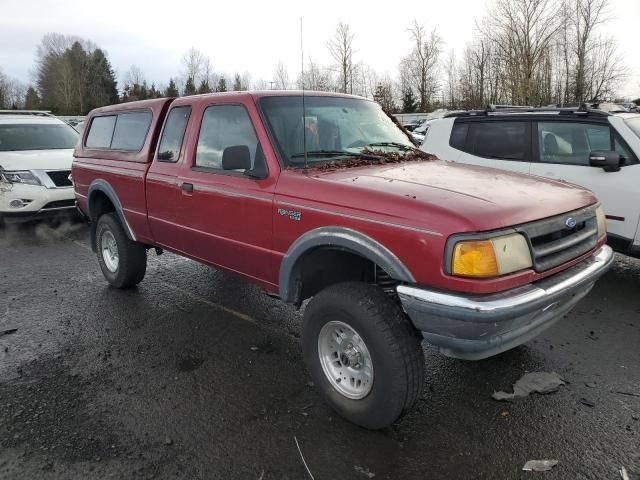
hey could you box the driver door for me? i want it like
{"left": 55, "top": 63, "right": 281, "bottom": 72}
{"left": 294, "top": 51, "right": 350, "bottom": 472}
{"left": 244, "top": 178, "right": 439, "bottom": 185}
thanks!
{"left": 176, "top": 100, "right": 278, "bottom": 286}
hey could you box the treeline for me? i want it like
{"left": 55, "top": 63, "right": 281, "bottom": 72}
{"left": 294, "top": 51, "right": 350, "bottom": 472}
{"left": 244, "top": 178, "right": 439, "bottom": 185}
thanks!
{"left": 0, "top": 0, "right": 630, "bottom": 115}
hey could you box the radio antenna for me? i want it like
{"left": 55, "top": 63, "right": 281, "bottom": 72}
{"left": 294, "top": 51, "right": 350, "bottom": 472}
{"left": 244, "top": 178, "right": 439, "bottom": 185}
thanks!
{"left": 300, "top": 16, "right": 308, "bottom": 173}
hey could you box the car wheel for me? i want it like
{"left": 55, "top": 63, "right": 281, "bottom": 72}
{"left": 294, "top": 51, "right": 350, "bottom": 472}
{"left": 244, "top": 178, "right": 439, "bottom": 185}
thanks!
{"left": 302, "top": 282, "right": 425, "bottom": 429}
{"left": 95, "top": 212, "right": 146, "bottom": 288}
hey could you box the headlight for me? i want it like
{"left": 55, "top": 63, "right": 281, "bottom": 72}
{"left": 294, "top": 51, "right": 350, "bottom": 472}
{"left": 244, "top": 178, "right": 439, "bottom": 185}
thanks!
{"left": 595, "top": 206, "right": 606, "bottom": 239}
{"left": 451, "top": 233, "right": 532, "bottom": 278}
{"left": 1, "top": 170, "right": 41, "bottom": 186}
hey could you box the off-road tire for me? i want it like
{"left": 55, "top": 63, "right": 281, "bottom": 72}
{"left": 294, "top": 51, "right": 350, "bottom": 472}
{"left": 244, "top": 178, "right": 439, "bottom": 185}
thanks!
{"left": 302, "top": 282, "right": 425, "bottom": 429}
{"left": 95, "top": 213, "right": 146, "bottom": 288}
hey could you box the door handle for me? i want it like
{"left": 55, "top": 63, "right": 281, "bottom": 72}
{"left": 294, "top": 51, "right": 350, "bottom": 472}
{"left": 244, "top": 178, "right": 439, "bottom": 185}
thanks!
{"left": 181, "top": 182, "right": 194, "bottom": 193}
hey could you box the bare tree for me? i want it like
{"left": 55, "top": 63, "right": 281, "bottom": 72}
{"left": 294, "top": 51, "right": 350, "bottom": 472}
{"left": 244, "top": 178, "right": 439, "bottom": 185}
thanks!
{"left": 327, "top": 22, "right": 355, "bottom": 94}
{"left": 481, "top": 0, "right": 561, "bottom": 105}
{"left": 124, "top": 65, "right": 145, "bottom": 87}
{"left": 181, "top": 47, "right": 207, "bottom": 85}
{"left": 273, "top": 61, "right": 290, "bottom": 90}
{"left": 402, "top": 20, "right": 442, "bottom": 111}
{"left": 587, "top": 35, "right": 626, "bottom": 101}
{"left": 0, "top": 69, "right": 27, "bottom": 109}
{"left": 572, "top": 0, "right": 609, "bottom": 102}
{"left": 297, "top": 58, "right": 333, "bottom": 91}
{"left": 444, "top": 49, "right": 458, "bottom": 108}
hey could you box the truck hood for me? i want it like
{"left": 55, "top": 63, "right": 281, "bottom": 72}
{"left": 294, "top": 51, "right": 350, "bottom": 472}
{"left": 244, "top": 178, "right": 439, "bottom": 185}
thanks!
{"left": 305, "top": 160, "right": 597, "bottom": 232}
{"left": 0, "top": 149, "right": 74, "bottom": 171}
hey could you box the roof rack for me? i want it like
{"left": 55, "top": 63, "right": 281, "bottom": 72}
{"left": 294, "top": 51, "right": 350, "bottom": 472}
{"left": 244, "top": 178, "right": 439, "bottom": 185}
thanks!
{"left": 0, "top": 110, "right": 53, "bottom": 117}
{"left": 444, "top": 103, "right": 610, "bottom": 118}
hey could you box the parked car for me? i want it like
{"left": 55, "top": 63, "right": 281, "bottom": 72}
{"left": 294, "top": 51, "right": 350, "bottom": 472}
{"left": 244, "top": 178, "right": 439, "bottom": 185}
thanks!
{"left": 73, "top": 92, "right": 612, "bottom": 429}
{"left": 0, "top": 111, "right": 79, "bottom": 224}
{"left": 422, "top": 106, "right": 640, "bottom": 257}
{"left": 403, "top": 119, "right": 425, "bottom": 131}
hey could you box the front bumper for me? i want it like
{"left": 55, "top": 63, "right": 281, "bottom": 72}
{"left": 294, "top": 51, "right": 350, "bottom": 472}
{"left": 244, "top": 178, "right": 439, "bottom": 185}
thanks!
{"left": 397, "top": 245, "right": 614, "bottom": 360}
{"left": 1, "top": 183, "right": 76, "bottom": 223}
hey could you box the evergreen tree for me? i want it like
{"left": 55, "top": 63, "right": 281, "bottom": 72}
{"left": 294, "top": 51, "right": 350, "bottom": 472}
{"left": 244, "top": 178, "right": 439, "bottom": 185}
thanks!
{"left": 216, "top": 76, "right": 227, "bottom": 92}
{"left": 373, "top": 83, "right": 396, "bottom": 114}
{"left": 401, "top": 88, "right": 418, "bottom": 113}
{"left": 24, "top": 87, "right": 41, "bottom": 109}
{"left": 183, "top": 77, "right": 197, "bottom": 96}
{"left": 233, "top": 73, "right": 243, "bottom": 91}
{"left": 164, "top": 79, "right": 179, "bottom": 97}
{"left": 149, "top": 83, "right": 160, "bottom": 98}
{"left": 197, "top": 79, "right": 211, "bottom": 94}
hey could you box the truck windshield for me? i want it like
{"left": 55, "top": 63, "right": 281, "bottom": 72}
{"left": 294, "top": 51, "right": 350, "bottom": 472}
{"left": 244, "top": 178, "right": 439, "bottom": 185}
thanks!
{"left": 0, "top": 124, "right": 79, "bottom": 152}
{"left": 624, "top": 116, "right": 640, "bottom": 139}
{"left": 259, "top": 95, "right": 414, "bottom": 167}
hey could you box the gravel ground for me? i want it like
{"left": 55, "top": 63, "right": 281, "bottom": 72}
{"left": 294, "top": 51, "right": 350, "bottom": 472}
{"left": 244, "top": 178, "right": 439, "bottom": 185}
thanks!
{"left": 0, "top": 221, "right": 638, "bottom": 479}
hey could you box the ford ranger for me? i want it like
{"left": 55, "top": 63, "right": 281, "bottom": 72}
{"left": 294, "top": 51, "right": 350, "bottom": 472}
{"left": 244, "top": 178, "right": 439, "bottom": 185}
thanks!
{"left": 72, "top": 92, "right": 613, "bottom": 429}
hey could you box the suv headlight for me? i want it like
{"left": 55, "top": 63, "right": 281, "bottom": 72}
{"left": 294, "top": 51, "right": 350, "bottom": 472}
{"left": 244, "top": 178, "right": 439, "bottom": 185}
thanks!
{"left": 451, "top": 233, "right": 532, "bottom": 278}
{"left": 595, "top": 206, "right": 606, "bottom": 239}
{"left": 1, "top": 170, "right": 41, "bottom": 186}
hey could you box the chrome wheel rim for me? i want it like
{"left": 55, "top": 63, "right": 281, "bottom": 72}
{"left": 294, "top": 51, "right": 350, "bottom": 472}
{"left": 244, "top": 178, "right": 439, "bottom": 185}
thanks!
{"left": 101, "top": 230, "right": 119, "bottom": 272}
{"left": 318, "top": 320, "right": 374, "bottom": 399}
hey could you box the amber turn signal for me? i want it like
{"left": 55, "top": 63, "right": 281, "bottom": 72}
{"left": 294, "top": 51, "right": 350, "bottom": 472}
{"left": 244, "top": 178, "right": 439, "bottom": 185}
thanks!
{"left": 452, "top": 240, "right": 499, "bottom": 278}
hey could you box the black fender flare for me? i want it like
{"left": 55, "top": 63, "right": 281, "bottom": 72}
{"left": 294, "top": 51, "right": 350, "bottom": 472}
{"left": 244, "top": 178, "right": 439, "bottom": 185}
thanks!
{"left": 278, "top": 226, "right": 415, "bottom": 303}
{"left": 87, "top": 179, "right": 136, "bottom": 247}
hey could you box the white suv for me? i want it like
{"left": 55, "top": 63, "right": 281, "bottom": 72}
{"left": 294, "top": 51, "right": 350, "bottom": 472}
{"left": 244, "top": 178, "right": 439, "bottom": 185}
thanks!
{"left": 422, "top": 106, "right": 640, "bottom": 257}
{"left": 0, "top": 111, "right": 79, "bottom": 224}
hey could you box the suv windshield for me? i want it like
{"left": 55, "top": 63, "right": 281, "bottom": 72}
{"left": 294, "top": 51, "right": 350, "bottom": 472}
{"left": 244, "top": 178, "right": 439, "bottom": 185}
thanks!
{"left": 624, "top": 116, "right": 640, "bottom": 139}
{"left": 259, "top": 95, "right": 414, "bottom": 167}
{"left": 0, "top": 123, "right": 79, "bottom": 152}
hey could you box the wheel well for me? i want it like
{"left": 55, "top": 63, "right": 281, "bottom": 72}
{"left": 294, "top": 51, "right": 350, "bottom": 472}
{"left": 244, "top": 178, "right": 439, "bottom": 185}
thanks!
{"left": 88, "top": 190, "right": 116, "bottom": 251}
{"left": 89, "top": 190, "right": 115, "bottom": 222}
{"left": 289, "top": 247, "right": 398, "bottom": 305}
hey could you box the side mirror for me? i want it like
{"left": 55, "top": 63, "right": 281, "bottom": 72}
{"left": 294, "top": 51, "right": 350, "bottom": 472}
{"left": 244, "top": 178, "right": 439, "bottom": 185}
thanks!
{"left": 222, "top": 145, "right": 251, "bottom": 171}
{"left": 589, "top": 150, "right": 621, "bottom": 172}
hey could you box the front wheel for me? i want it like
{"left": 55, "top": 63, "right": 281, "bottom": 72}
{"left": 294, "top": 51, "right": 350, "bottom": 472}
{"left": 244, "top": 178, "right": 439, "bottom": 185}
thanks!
{"left": 95, "top": 213, "right": 147, "bottom": 288}
{"left": 302, "top": 282, "right": 425, "bottom": 429}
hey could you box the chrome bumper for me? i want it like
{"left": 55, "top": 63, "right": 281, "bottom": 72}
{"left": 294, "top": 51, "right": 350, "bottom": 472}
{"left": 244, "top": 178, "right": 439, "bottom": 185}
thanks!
{"left": 397, "top": 245, "right": 614, "bottom": 360}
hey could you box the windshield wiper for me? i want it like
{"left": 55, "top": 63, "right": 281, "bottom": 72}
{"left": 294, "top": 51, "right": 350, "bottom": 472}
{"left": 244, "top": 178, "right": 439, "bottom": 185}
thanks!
{"left": 366, "top": 142, "right": 418, "bottom": 151}
{"left": 290, "top": 150, "right": 382, "bottom": 161}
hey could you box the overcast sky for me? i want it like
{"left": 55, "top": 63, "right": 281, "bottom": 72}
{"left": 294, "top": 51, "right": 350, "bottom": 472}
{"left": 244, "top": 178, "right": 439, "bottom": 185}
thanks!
{"left": 1, "top": 0, "right": 638, "bottom": 98}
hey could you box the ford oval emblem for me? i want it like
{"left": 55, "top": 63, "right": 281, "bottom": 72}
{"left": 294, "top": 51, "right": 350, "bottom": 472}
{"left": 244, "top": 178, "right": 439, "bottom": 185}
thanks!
{"left": 565, "top": 217, "right": 577, "bottom": 229}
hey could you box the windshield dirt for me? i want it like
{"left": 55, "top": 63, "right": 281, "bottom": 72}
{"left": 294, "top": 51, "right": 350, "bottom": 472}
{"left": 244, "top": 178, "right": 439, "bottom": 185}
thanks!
{"left": 259, "top": 95, "right": 417, "bottom": 167}
{"left": 0, "top": 124, "right": 79, "bottom": 151}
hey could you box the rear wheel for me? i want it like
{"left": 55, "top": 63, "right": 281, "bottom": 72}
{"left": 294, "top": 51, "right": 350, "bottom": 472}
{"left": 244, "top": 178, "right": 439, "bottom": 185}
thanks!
{"left": 95, "top": 213, "right": 146, "bottom": 288}
{"left": 302, "top": 282, "right": 425, "bottom": 429}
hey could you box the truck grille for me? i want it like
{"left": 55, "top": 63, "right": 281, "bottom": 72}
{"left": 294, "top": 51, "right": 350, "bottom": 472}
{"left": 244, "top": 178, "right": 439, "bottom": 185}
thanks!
{"left": 46, "top": 170, "right": 72, "bottom": 187}
{"left": 515, "top": 205, "right": 598, "bottom": 272}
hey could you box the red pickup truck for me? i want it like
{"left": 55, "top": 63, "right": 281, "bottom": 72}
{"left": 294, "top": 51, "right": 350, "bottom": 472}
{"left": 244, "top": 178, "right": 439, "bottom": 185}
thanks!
{"left": 73, "top": 92, "right": 613, "bottom": 429}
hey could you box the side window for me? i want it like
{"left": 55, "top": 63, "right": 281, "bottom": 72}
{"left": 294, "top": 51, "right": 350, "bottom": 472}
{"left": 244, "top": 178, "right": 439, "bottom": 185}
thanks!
{"left": 538, "top": 122, "right": 609, "bottom": 166}
{"left": 468, "top": 122, "right": 527, "bottom": 160}
{"left": 195, "top": 105, "right": 258, "bottom": 170}
{"left": 157, "top": 107, "right": 191, "bottom": 162}
{"left": 111, "top": 112, "right": 152, "bottom": 151}
{"left": 449, "top": 122, "right": 468, "bottom": 150}
{"left": 85, "top": 115, "right": 116, "bottom": 149}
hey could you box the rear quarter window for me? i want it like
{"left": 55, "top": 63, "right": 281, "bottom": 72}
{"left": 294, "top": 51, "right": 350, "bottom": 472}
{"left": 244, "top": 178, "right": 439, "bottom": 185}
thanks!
{"left": 467, "top": 121, "right": 528, "bottom": 160}
{"left": 449, "top": 122, "right": 468, "bottom": 150}
{"left": 85, "top": 115, "right": 116, "bottom": 149}
{"left": 85, "top": 111, "right": 152, "bottom": 152}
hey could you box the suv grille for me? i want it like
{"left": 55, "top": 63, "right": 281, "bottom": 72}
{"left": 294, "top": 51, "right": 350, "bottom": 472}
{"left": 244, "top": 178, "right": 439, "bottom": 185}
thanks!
{"left": 515, "top": 205, "right": 598, "bottom": 272}
{"left": 47, "top": 170, "right": 72, "bottom": 187}
{"left": 41, "top": 199, "right": 75, "bottom": 210}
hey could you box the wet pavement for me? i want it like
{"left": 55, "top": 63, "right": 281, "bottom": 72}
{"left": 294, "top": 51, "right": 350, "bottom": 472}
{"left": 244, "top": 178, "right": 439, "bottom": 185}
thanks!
{"left": 0, "top": 222, "right": 638, "bottom": 479}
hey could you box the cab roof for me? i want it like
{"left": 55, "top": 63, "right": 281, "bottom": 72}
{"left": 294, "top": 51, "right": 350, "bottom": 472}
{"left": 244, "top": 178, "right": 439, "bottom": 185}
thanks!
{"left": 88, "top": 90, "right": 370, "bottom": 115}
